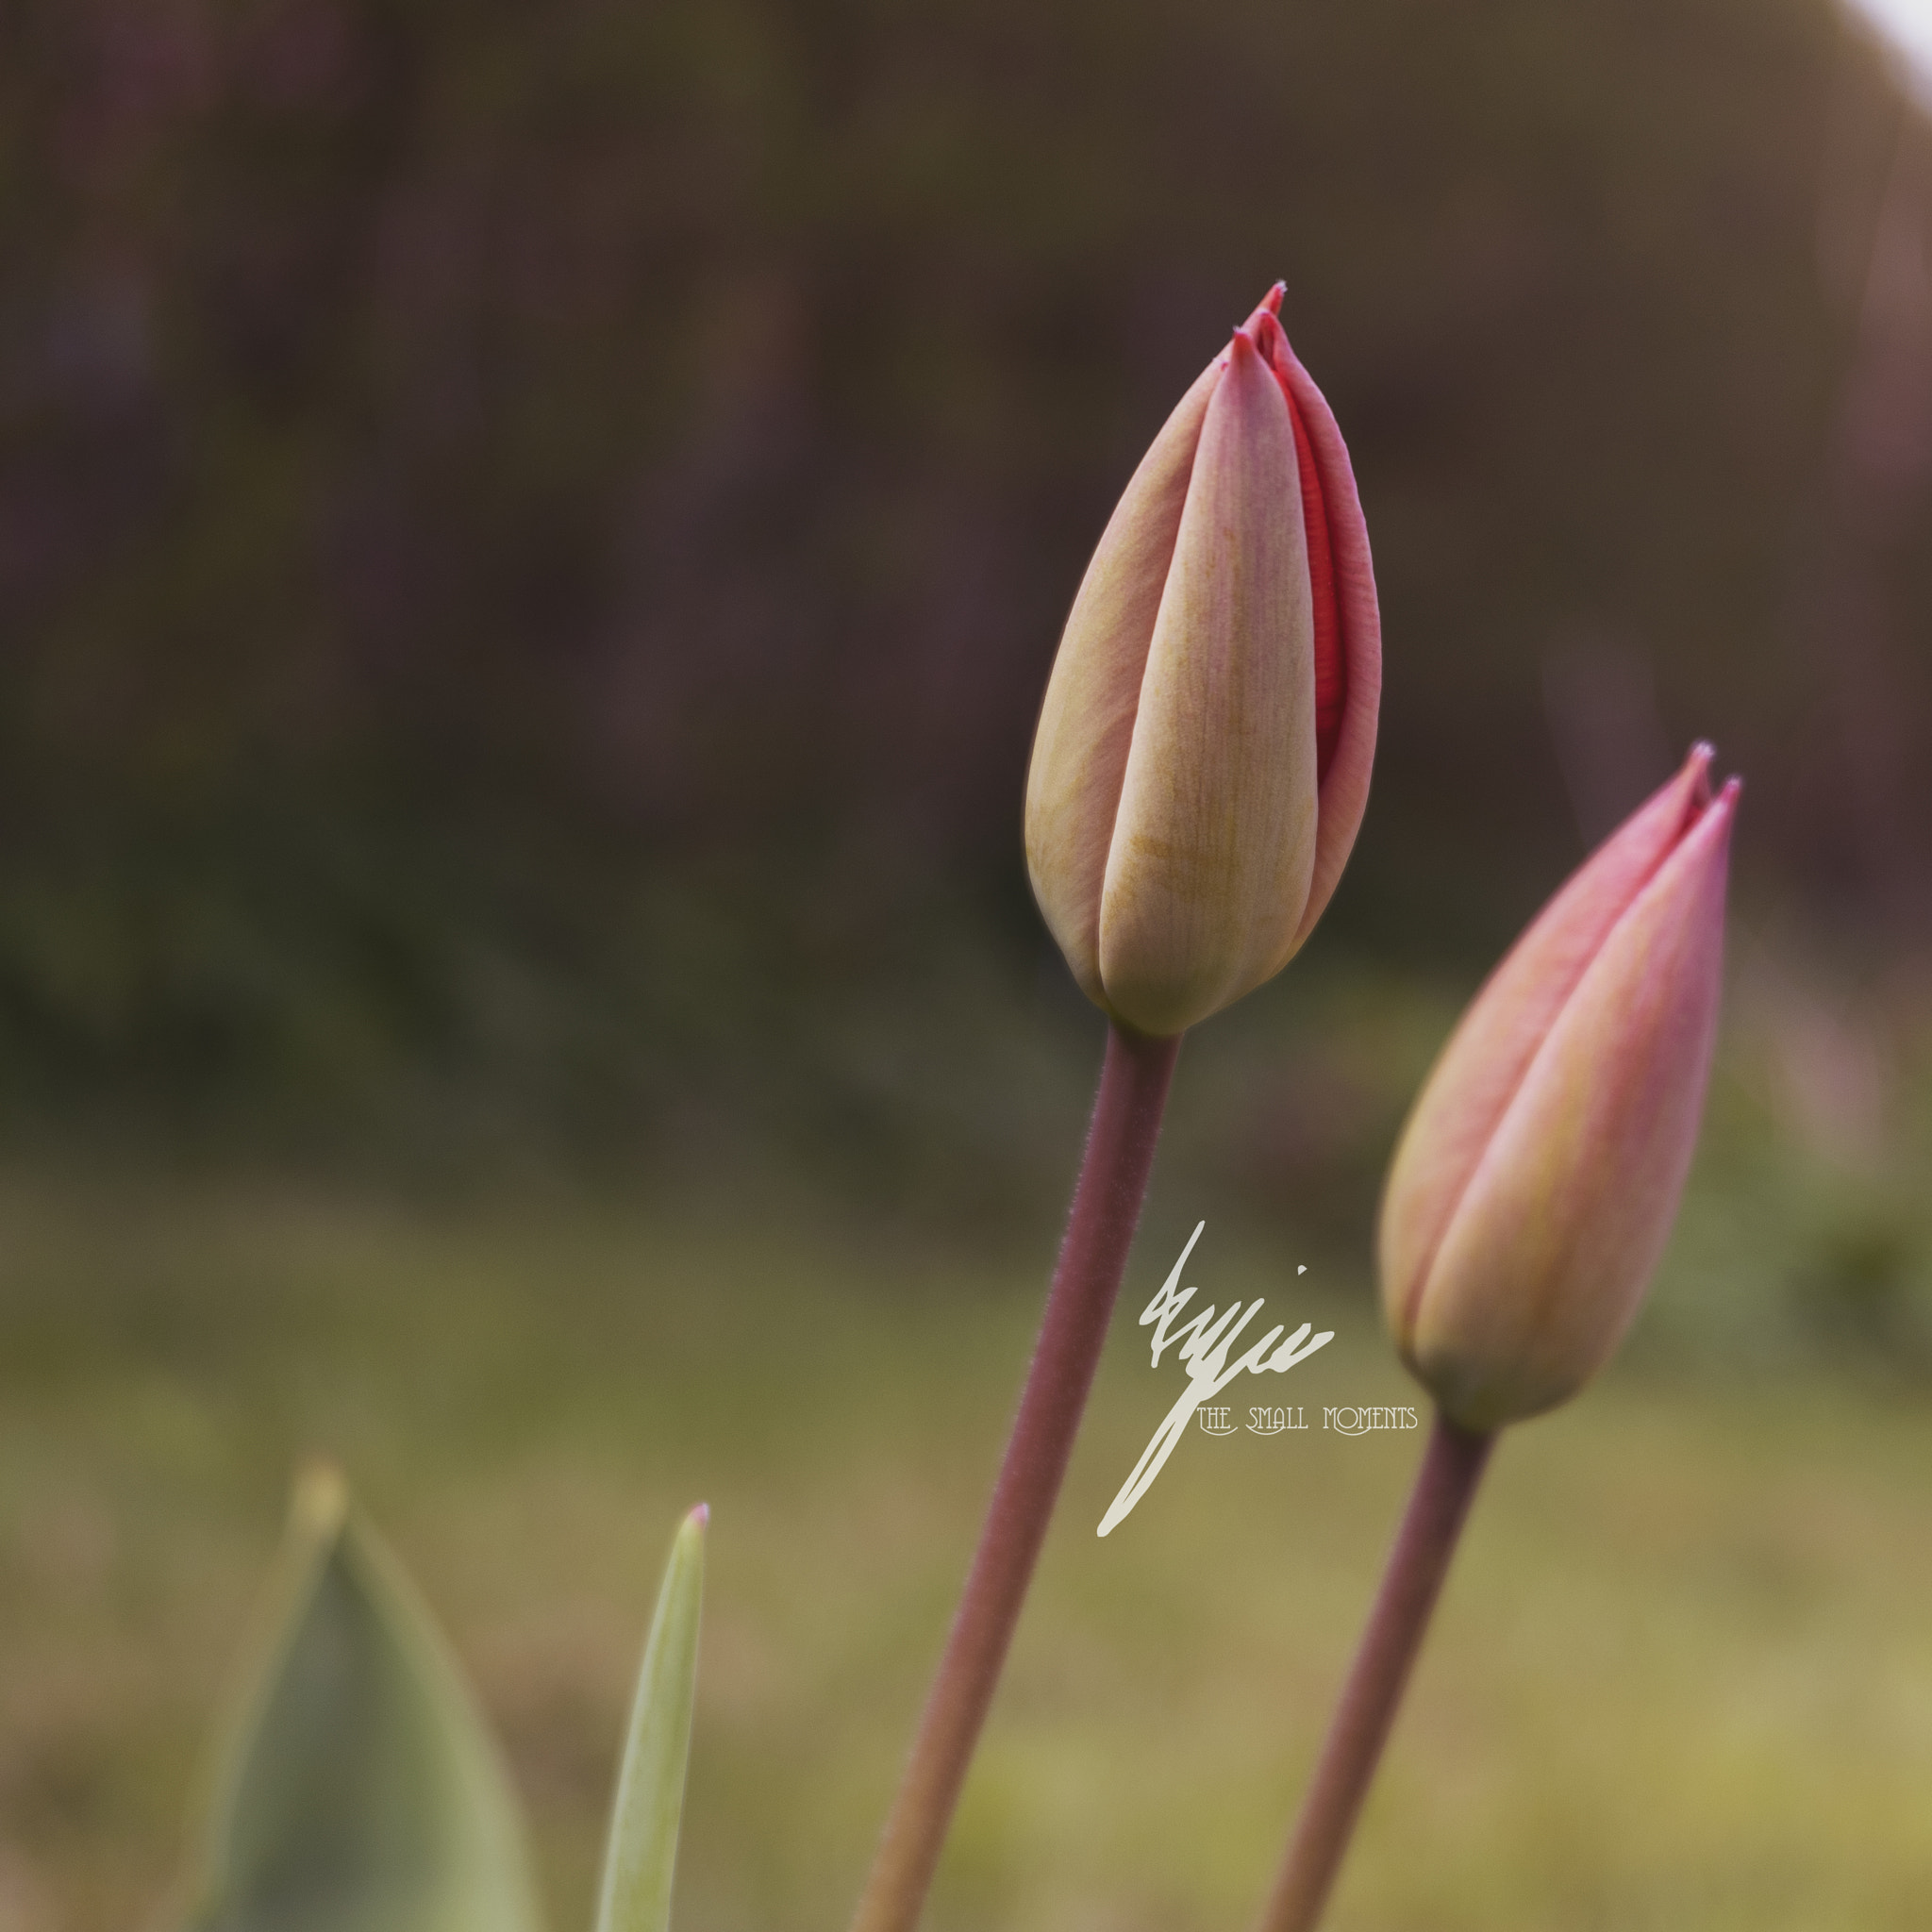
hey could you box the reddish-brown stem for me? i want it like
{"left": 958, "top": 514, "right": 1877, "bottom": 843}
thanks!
{"left": 849, "top": 1022, "right": 1182, "bottom": 1932}
{"left": 1257, "top": 1410, "right": 1494, "bottom": 1932}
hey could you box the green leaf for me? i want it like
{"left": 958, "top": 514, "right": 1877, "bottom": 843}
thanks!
{"left": 592, "top": 1505, "right": 708, "bottom": 1932}
{"left": 175, "top": 1463, "right": 545, "bottom": 1932}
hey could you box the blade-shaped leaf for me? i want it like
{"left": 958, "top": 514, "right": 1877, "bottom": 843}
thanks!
{"left": 176, "top": 1463, "right": 544, "bottom": 1932}
{"left": 592, "top": 1505, "right": 708, "bottom": 1932}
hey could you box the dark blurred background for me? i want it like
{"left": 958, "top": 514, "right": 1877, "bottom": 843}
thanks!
{"left": 5, "top": 0, "right": 1930, "bottom": 1193}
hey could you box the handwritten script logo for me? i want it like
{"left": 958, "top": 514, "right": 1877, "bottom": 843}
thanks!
{"left": 1097, "top": 1223, "right": 1333, "bottom": 1537}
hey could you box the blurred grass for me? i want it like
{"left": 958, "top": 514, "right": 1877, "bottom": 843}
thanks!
{"left": 5, "top": 1022, "right": 1932, "bottom": 1932}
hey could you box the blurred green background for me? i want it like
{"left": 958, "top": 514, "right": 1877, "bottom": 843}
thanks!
{"left": 6, "top": 0, "right": 1932, "bottom": 1924}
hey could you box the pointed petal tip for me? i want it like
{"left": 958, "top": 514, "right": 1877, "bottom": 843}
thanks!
{"left": 1222, "top": 325, "right": 1274, "bottom": 386}
{"left": 1679, "top": 740, "right": 1714, "bottom": 807}
{"left": 1675, "top": 768, "right": 1740, "bottom": 872}
{"left": 1239, "top": 284, "right": 1289, "bottom": 334}
{"left": 1245, "top": 306, "right": 1289, "bottom": 364}
{"left": 1684, "top": 746, "right": 1740, "bottom": 834}
{"left": 686, "top": 1503, "right": 709, "bottom": 1530}
{"left": 291, "top": 1458, "right": 350, "bottom": 1541}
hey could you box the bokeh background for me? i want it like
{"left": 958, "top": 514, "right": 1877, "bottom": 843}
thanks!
{"left": 7, "top": 0, "right": 1932, "bottom": 1925}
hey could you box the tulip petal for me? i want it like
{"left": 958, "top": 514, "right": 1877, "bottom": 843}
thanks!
{"left": 1025, "top": 357, "right": 1222, "bottom": 1007}
{"left": 1405, "top": 781, "right": 1736, "bottom": 1427}
{"left": 1380, "top": 744, "right": 1715, "bottom": 1347}
{"left": 1241, "top": 285, "right": 1286, "bottom": 330}
{"left": 1097, "top": 328, "right": 1317, "bottom": 1036}
{"left": 1265, "top": 326, "right": 1383, "bottom": 952}
{"left": 1247, "top": 310, "right": 1343, "bottom": 781}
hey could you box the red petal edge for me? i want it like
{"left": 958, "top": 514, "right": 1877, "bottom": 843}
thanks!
{"left": 1245, "top": 302, "right": 1343, "bottom": 781}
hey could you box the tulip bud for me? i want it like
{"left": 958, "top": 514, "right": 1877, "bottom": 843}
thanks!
{"left": 1025, "top": 287, "right": 1381, "bottom": 1038}
{"left": 1379, "top": 746, "right": 1739, "bottom": 1431}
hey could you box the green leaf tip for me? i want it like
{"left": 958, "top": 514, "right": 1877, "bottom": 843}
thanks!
{"left": 174, "top": 1463, "right": 545, "bottom": 1932}
{"left": 593, "top": 1506, "right": 708, "bottom": 1932}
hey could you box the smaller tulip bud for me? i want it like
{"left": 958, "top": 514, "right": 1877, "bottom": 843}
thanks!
{"left": 1380, "top": 746, "right": 1739, "bottom": 1431}
{"left": 1025, "top": 286, "right": 1380, "bottom": 1038}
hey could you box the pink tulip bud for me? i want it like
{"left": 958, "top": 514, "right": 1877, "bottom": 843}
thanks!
{"left": 1025, "top": 287, "right": 1381, "bottom": 1038}
{"left": 1380, "top": 746, "right": 1740, "bottom": 1430}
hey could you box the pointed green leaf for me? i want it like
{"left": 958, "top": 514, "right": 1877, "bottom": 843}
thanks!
{"left": 592, "top": 1505, "right": 708, "bottom": 1932}
{"left": 176, "top": 1464, "right": 545, "bottom": 1932}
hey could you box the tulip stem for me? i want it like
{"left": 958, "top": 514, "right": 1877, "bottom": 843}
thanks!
{"left": 1257, "top": 1410, "right": 1494, "bottom": 1932}
{"left": 849, "top": 1022, "right": 1182, "bottom": 1932}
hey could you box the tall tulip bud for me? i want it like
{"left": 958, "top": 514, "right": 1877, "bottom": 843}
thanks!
{"left": 1380, "top": 746, "right": 1739, "bottom": 1431}
{"left": 1025, "top": 287, "right": 1381, "bottom": 1038}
